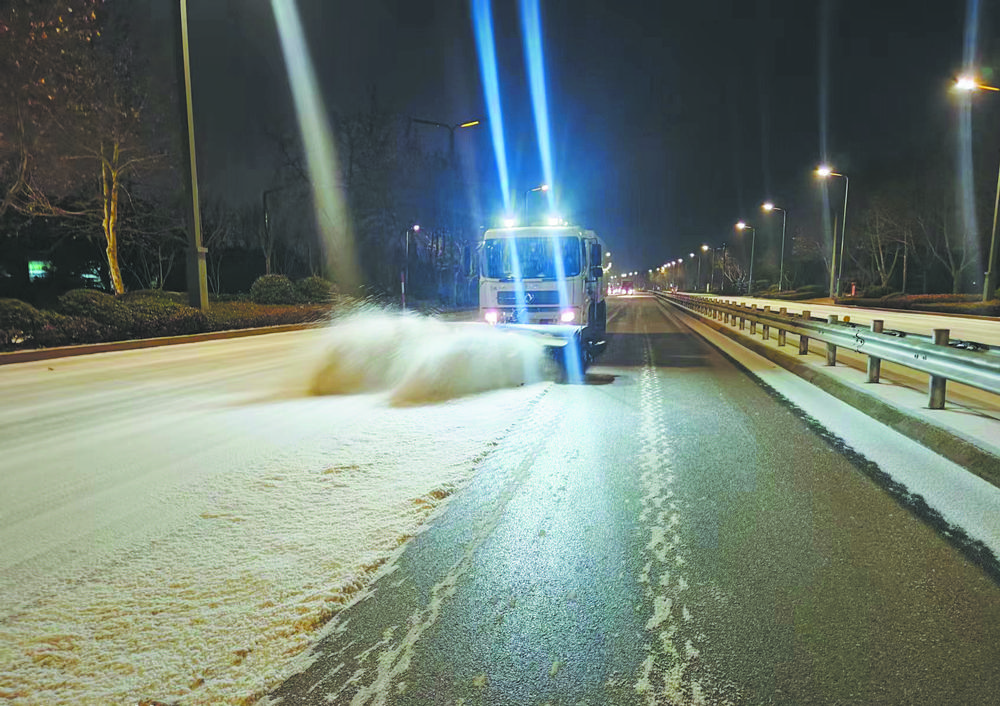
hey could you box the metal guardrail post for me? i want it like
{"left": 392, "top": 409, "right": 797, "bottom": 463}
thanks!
{"left": 799, "top": 310, "right": 810, "bottom": 354}
{"left": 826, "top": 315, "right": 838, "bottom": 365}
{"left": 929, "top": 329, "right": 950, "bottom": 409}
{"left": 762, "top": 306, "right": 771, "bottom": 340}
{"left": 750, "top": 305, "right": 757, "bottom": 335}
{"left": 664, "top": 293, "right": 999, "bottom": 403}
{"left": 778, "top": 307, "right": 787, "bottom": 346}
{"left": 867, "top": 320, "right": 884, "bottom": 383}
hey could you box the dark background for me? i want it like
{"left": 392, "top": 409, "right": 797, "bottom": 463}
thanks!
{"left": 182, "top": 0, "right": 994, "bottom": 274}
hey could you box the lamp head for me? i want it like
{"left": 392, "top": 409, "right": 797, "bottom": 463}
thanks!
{"left": 955, "top": 75, "right": 978, "bottom": 92}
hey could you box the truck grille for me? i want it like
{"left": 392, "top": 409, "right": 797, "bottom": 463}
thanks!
{"left": 496, "top": 290, "right": 561, "bottom": 306}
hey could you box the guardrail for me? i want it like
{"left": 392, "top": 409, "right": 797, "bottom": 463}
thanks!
{"left": 659, "top": 292, "right": 1000, "bottom": 409}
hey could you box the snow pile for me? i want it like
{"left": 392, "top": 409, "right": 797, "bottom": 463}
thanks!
{"left": 308, "top": 310, "right": 557, "bottom": 404}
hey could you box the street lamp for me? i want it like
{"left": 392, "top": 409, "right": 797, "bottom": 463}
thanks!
{"left": 954, "top": 75, "right": 1000, "bottom": 301}
{"left": 697, "top": 245, "right": 709, "bottom": 291}
{"left": 175, "top": 0, "right": 208, "bottom": 310}
{"left": 815, "top": 165, "right": 849, "bottom": 298}
{"left": 954, "top": 75, "right": 1000, "bottom": 92}
{"left": 736, "top": 221, "right": 757, "bottom": 295}
{"left": 411, "top": 117, "right": 483, "bottom": 163}
{"left": 762, "top": 201, "right": 788, "bottom": 290}
{"left": 402, "top": 224, "right": 420, "bottom": 310}
{"left": 523, "top": 184, "right": 549, "bottom": 222}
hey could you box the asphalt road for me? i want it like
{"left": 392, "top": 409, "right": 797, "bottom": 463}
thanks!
{"left": 266, "top": 294, "right": 1000, "bottom": 705}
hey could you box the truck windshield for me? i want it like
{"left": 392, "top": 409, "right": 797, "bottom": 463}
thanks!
{"left": 483, "top": 237, "right": 582, "bottom": 280}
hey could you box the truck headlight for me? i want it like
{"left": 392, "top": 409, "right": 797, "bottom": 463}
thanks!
{"left": 485, "top": 310, "right": 499, "bottom": 324}
{"left": 560, "top": 309, "right": 576, "bottom": 323}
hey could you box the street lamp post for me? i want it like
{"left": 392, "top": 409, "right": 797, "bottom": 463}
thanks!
{"left": 699, "top": 244, "right": 708, "bottom": 291}
{"left": 954, "top": 75, "right": 1000, "bottom": 301}
{"left": 522, "top": 184, "right": 549, "bottom": 222}
{"left": 411, "top": 118, "right": 482, "bottom": 165}
{"left": 402, "top": 224, "right": 420, "bottom": 310}
{"left": 762, "top": 202, "right": 788, "bottom": 290}
{"left": 736, "top": 222, "right": 756, "bottom": 295}
{"left": 174, "top": 0, "right": 208, "bottom": 310}
{"left": 815, "top": 165, "right": 849, "bottom": 298}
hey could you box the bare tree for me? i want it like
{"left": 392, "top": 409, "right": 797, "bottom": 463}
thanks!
{"left": 198, "top": 197, "right": 245, "bottom": 294}
{"left": 0, "top": 0, "right": 102, "bottom": 218}
{"left": 913, "top": 190, "right": 974, "bottom": 294}
{"left": 856, "top": 198, "right": 904, "bottom": 289}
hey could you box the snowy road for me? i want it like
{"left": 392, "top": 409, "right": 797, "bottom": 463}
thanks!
{"left": 2, "top": 297, "right": 1000, "bottom": 705}
{"left": 267, "top": 295, "right": 1000, "bottom": 705}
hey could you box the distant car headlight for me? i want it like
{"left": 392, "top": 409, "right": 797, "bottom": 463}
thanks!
{"left": 560, "top": 309, "right": 576, "bottom": 323}
{"left": 485, "top": 310, "right": 499, "bottom": 324}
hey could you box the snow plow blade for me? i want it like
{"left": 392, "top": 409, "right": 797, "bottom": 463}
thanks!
{"left": 496, "top": 323, "right": 606, "bottom": 376}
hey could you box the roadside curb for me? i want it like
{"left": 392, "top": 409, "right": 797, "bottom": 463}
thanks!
{"left": 0, "top": 322, "right": 324, "bottom": 366}
{"left": 662, "top": 298, "right": 1000, "bottom": 488}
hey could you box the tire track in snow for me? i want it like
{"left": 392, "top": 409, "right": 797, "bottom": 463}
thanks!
{"left": 266, "top": 386, "right": 563, "bottom": 706}
{"left": 631, "top": 333, "right": 730, "bottom": 706}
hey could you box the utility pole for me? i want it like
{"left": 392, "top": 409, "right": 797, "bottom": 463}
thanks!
{"left": 174, "top": 0, "right": 208, "bottom": 310}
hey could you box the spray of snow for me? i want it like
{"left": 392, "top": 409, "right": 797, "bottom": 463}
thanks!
{"left": 308, "top": 309, "right": 558, "bottom": 404}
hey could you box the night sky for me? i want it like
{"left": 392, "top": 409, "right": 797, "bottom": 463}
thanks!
{"left": 184, "top": 0, "right": 990, "bottom": 274}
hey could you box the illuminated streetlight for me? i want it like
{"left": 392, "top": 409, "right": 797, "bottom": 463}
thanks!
{"left": 762, "top": 201, "right": 788, "bottom": 290}
{"left": 735, "top": 221, "right": 757, "bottom": 295}
{"left": 402, "top": 224, "right": 421, "bottom": 310}
{"left": 954, "top": 75, "right": 1000, "bottom": 92}
{"left": 522, "top": 184, "right": 550, "bottom": 221}
{"left": 412, "top": 117, "right": 484, "bottom": 162}
{"left": 954, "top": 75, "right": 1000, "bottom": 300}
{"left": 815, "top": 165, "right": 850, "bottom": 297}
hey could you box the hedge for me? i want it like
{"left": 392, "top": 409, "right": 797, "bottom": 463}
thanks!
{"left": 835, "top": 293, "right": 1000, "bottom": 317}
{"left": 1, "top": 288, "right": 333, "bottom": 352}
{"left": 203, "top": 301, "right": 330, "bottom": 331}
{"left": 250, "top": 274, "right": 298, "bottom": 305}
{"left": 296, "top": 276, "right": 334, "bottom": 303}
{"left": 0, "top": 298, "right": 45, "bottom": 348}
{"left": 57, "top": 289, "right": 136, "bottom": 339}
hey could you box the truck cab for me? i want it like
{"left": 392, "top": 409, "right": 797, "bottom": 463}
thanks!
{"left": 479, "top": 225, "right": 607, "bottom": 366}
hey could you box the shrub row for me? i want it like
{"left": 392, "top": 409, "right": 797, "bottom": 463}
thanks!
{"left": 752, "top": 285, "right": 829, "bottom": 302}
{"left": 250, "top": 275, "right": 334, "bottom": 305}
{"left": 835, "top": 293, "right": 1000, "bottom": 317}
{"left": 0, "top": 281, "right": 335, "bottom": 351}
{"left": 203, "top": 301, "right": 330, "bottom": 331}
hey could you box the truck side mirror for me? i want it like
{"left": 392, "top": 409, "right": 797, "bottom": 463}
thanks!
{"left": 590, "top": 266, "right": 603, "bottom": 279}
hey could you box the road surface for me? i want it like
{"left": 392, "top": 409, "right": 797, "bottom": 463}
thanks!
{"left": 266, "top": 294, "right": 1000, "bottom": 705}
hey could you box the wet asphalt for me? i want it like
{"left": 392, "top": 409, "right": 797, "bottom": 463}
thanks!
{"left": 265, "top": 294, "right": 1000, "bottom": 706}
